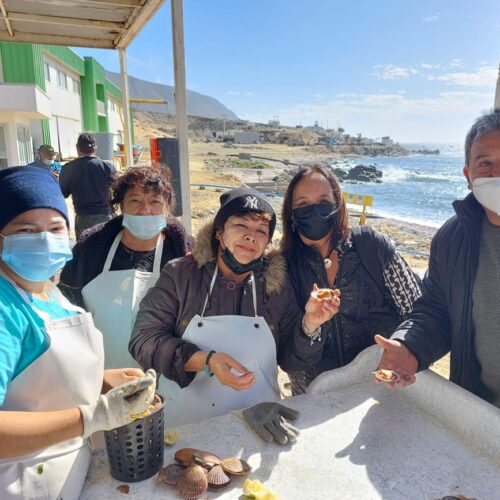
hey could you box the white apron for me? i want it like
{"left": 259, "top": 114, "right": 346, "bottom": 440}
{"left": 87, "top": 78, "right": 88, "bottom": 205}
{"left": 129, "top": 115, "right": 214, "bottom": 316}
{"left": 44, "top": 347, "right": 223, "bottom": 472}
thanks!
{"left": 82, "top": 230, "right": 163, "bottom": 369}
{"left": 0, "top": 273, "right": 104, "bottom": 500}
{"left": 160, "top": 266, "right": 280, "bottom": 427}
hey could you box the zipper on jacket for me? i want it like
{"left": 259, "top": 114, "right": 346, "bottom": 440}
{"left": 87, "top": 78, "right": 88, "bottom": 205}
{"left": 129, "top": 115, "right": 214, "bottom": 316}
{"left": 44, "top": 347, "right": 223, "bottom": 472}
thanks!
{"left": 332, "top": 251, "right": 344, "bottom": 366}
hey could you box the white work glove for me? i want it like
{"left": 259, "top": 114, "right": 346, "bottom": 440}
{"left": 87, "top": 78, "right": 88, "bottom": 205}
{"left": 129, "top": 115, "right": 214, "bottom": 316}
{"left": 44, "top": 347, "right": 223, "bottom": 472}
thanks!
{"left": 79, "top": 369, "right": 156, "bottom": 438}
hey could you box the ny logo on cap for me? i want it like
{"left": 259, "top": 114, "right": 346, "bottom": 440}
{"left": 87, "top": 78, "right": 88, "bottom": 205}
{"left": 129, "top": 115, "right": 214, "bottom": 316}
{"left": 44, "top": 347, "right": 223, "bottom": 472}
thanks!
{"left": 243, "top": 196, "right": 259, "bottom": 209}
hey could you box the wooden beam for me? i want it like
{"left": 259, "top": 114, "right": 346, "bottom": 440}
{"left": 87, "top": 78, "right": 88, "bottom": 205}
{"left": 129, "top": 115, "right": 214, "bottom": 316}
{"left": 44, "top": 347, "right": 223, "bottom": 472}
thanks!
{"left": 0, "top": 0, "right": 13, "bottom": 37}
{"left": 0, "top": 31, "right": 114, "bottom": 48}
{"left": 114, "top": 0, "right": 164, "bottom": 48}
{"left": 19, "top": 0, "right": 144, "bottom": 7}
{"left": 9, "top": 12, "right": 126, "bottom": 30}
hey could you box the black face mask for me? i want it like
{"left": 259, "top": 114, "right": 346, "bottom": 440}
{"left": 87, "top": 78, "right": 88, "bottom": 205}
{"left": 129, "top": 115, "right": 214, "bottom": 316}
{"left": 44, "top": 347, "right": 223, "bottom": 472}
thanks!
{"left": 221, "top": 247, "right": 263, "bottom": 275}
{"left": 291, "top": 202, "right": 338, "bottom": 241}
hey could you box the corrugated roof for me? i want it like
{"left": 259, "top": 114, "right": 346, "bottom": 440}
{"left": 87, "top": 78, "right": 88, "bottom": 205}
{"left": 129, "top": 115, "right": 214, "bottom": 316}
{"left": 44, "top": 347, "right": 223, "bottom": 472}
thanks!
{"left": 0, "top": 0, "right": 164, "bottom": 49}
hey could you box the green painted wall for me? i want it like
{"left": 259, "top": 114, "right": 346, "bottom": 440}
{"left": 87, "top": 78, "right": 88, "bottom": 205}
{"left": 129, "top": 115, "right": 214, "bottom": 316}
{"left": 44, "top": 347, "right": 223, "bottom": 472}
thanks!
{"left": 42, "top": 45, "right": 84, "bottom": 75}
{"left": 0, "top": 42, "right": 45, "bottom": 91}
{"left": 41, "top": 120, "right": 51, "bottom": 144}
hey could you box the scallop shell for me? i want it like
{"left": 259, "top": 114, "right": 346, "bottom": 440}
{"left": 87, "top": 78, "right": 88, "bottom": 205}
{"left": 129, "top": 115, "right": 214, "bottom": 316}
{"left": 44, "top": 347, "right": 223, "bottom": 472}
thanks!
{"left": 177, "top": 465, "right": 208, "bottom": 500}
{"left": 158, "top": 463, "right": 185, "bottom": 486}
{"left": 174, "top": 448, "right": 197, "bottom": 466}
{"left": 221, "top": 457, "right": 251, "bottom": 476}
{"left": 193, "top": 449, "right": 222, "bottom": 468}
{"left": 207, "top": 465, "right": 231, "bottom": 490}
{"left": 373, "top": 369, "right": 400, "bottom": 382}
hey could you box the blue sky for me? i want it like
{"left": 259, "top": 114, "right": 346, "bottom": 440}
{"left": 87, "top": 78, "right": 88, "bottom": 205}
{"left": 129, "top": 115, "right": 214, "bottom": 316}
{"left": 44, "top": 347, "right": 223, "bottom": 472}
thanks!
{"left": 74, "top": 0, "right": 500, "bottom": 142}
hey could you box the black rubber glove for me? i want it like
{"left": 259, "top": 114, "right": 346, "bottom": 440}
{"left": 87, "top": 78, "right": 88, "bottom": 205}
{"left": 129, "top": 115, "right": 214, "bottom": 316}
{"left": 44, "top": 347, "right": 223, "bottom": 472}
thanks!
{"left": 242, "top": 402, "right": 300, "bottom": 445}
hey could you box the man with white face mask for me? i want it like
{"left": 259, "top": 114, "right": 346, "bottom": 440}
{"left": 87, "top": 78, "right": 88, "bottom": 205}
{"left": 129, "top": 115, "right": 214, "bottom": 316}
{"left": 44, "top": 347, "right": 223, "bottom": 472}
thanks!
{"left": 375, "top": 110, "right": 500, "bottom": 408}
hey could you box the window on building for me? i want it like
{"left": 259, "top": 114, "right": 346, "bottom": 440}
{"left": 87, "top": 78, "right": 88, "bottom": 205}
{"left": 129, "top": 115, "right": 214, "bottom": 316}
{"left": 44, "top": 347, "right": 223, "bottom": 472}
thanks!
{"left": 16, "top": 126, "right": 33, "bottom": 165}
{"left": 57, "top": 70, "right": 67, "bottom": 89}
{"left": 73, "top": 78, "right": 80, "bottom": 94}
{"left": 44, "top": 62, "right": 51, "bottom": 82}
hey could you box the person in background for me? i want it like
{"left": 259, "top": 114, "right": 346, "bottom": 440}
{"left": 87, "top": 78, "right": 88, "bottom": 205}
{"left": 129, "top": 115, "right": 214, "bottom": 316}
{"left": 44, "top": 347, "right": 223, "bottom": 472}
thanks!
{"left": 0, "top": 166, "right": 155, "bottom": 499}
{"left": 281, "top": 165, "right": 422, "bottom": 394}
{"left": 130, "top": 187, "right": 338, "bottom": 428}
{"left": 376, "top": 110, "right": 500, "bottom": 409}
{"left": 59, "top": 166, "right": 193, "bottom": 369}
{"left": 59, "top": 133, "right": 116, "bottom": 240}
{"left": 27, "top": 144, "right": 62, "bottom": 177}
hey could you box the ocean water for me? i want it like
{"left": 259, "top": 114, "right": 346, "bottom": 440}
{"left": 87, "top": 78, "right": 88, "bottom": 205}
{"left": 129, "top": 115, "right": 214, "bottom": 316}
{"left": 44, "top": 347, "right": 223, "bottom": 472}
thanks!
{"left": 334, "top": 143, "right": 469, "bottom": 228}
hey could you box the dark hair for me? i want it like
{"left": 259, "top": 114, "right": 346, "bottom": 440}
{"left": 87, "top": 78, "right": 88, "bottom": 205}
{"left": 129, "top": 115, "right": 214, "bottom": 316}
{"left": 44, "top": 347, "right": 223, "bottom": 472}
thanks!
{"left": 464, "top": 110, "right": 500, "bottom": 165}
{"left": 281, "top": 165, "right": 350, "bottom": 257}
{"left": 111, "top": 165, "right": 175, "bottom": 213}
{"left": 76, "top": 133, "right": 96, "bottom": 154}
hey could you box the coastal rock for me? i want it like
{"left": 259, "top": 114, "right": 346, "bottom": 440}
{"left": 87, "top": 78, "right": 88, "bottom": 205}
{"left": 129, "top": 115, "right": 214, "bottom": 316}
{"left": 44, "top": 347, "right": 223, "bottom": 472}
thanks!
{"left": 345, "top": 164, "right": 383, "bottom": 183}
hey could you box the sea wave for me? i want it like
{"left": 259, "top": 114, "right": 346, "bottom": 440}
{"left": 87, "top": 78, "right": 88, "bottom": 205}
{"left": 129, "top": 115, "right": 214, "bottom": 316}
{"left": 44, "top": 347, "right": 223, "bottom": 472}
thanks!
{"left": 381, "top": 165, "right": 462, "bottom": 184}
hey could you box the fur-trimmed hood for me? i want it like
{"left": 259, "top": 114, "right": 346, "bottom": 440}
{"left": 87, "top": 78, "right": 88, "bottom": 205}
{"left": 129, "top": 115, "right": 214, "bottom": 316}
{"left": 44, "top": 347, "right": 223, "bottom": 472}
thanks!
{"left": 192, "top": 220, "right": 286, "bottom": 296}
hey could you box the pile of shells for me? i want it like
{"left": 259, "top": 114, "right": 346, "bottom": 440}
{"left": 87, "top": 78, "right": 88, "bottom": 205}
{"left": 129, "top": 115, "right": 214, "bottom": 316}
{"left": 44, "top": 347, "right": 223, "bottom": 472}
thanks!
{"left": 158, "top": 447, "right": 251, "bottom": 499}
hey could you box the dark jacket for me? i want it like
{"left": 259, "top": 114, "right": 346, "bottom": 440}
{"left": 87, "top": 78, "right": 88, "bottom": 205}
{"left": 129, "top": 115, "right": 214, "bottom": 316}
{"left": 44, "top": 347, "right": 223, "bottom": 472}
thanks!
{"left": 394, "top": 193, "right": 490, "bottom": 399}
{"left": 59, "top": 155, "right": 116, "bottom": 215}
{"left": 129, "top": 222, "right": 326, "bottom": 388}
{"left": 58, "top": 215, "right": 194, "bottom": 308}
{"left": 287, "top": 226, "right": 420, "bottom": 393}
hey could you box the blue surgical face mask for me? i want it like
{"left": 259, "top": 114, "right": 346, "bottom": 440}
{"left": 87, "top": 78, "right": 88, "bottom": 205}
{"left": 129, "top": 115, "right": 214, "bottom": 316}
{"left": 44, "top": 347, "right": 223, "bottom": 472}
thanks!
{"left": 122, "top": 213, "right": 167, "bottom": 240}
{"left": 0, "top": 231, "right": 73, "bottom": 282}
{"left": 42, "top": 158, "right": 55, "bottom": 166}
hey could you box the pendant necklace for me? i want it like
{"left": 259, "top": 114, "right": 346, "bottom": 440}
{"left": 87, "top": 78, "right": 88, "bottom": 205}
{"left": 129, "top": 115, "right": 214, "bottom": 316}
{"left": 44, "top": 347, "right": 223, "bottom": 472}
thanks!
{"left": 324, "top": 257, "right": 332, "bottom": 269}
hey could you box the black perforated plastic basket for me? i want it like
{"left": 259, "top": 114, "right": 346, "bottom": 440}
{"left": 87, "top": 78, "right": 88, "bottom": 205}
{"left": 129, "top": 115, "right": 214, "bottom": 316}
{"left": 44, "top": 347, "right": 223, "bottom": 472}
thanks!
{"left": 104, "top": 395, "right": 165, "bottom": 482}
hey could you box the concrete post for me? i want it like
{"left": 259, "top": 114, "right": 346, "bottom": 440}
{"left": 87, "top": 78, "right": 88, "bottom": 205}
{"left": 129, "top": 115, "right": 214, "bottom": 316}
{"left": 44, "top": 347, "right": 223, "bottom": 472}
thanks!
{"left": 171, "top": 0, "right": 192, "bottom": 232}
{"left": 119, "top": 48, "right": 133, "bottom": 169}
{"left": 495, "top": 63, "right": 500, "bottom": 111}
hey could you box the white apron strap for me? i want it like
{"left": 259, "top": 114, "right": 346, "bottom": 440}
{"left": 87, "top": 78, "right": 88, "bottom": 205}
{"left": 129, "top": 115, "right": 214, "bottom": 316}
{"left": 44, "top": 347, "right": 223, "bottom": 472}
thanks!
{"left": 152, "top": 232, "right": 164, "bottom": 276}
{"left": 102, "top": 231, "right": 123, "bottom": 273}
{"left": 200, "top": 266, "right": 258, "bottom": 318}
{"left": 103, "top": 230, "right": 164, "bottom": 275}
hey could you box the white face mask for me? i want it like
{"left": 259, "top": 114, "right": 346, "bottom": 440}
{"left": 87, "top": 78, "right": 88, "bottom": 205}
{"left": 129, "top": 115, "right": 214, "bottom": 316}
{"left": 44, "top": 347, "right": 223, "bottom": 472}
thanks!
{"left": 472, "top": 177, "right": 500, "bottom": 215}
{"left": 122, "top": 213, "right": 167, "bottom": 240}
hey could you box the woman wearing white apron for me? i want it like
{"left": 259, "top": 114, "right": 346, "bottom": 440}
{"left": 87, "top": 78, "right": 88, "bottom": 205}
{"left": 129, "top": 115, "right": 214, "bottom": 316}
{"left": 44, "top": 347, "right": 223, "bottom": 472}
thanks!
{"left": 59, "top": 166, "right": 193, "bottom": 369}
{"left": 0, "top": 167, "right": 156, "bottom": 499}
{"left": 130, "top": 188, "right": 339, "bottom": 428}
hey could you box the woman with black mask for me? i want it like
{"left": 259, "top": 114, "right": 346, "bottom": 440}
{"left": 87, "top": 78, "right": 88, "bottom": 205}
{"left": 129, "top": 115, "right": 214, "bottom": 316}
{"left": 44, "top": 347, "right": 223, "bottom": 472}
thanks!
{"left": 281, "top": 165, "right": 422, "bottom": 394}
{"left": 130, "top": 187, "right": 338, "bottom": 427}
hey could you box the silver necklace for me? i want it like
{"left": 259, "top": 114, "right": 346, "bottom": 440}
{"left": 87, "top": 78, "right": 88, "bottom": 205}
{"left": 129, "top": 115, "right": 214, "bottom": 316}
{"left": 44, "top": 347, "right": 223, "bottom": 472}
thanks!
{"left": 324, "top": 258, "right": 332, "bottom": 269}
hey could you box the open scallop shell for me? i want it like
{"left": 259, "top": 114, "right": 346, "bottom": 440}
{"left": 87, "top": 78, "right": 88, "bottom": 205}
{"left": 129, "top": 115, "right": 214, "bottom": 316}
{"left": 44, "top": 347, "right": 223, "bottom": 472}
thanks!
{"left": 193, "top": 449, "right": 222, "bottom": 468}
{"left": 310, "top": 288, "right": 338, "bottom": 301}
{"left": 174, "top": 448, "right": 198, "bottom": 467}
{"left": 221, "top": 457, "right": 251, "bottom": 476}
{"left": 373, "top": 369, "right": 400, "bottom": 382}
{"left": 207, "top": 465, "right": 231, "bottom": 490}
{"left": 177, "top": 465, "right": 208, "bottom": 500}
{"left": 158, "top": 463, "right": 185, "bottom": 486}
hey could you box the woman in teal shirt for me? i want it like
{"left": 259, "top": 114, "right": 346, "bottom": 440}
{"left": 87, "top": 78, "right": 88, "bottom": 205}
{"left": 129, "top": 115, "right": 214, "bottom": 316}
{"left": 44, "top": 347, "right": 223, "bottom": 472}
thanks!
{"left": 0, "top": 166, "right": 156, "bottom": 499}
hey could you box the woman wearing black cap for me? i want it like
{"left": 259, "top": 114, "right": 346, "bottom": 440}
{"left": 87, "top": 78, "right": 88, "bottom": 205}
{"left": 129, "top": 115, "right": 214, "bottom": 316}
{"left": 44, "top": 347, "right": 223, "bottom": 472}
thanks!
{"left": 0, "top": 167, "right": 155, "bottom": 498}
{"left": 130, "top": 187, "right": 338, "bottom": 428}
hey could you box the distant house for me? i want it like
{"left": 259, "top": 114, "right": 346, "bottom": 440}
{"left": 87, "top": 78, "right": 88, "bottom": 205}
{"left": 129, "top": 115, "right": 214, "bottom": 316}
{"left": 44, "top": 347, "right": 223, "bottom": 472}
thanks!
{"left": 231, "top": 131, "right": 263, "bottom": 144}
{"left": 268, "top": 119, "right": 280, "bottom": 127}
{"left": 318, "top": 136, "right": 340, "bottom": 145}
{"left": 0, "top": 42, "right": 123, "bottom": 166}
{"left": 381, "top": 136, "right": 394, "bottom": 146}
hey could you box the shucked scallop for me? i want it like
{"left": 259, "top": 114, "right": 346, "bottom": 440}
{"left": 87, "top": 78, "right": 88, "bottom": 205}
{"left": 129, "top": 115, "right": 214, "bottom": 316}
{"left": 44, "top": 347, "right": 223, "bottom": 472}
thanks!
{"left": 310, "top": 288, "right": 340, "bottom": 301}
{"left": 177, "top": 465, "right": 208, "bottom": 500}
{"left": 175, "top": 448, "right": 222, "bottom": 468}
{"left": 373, "top": 369, "right": 400, "bottom": 382}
